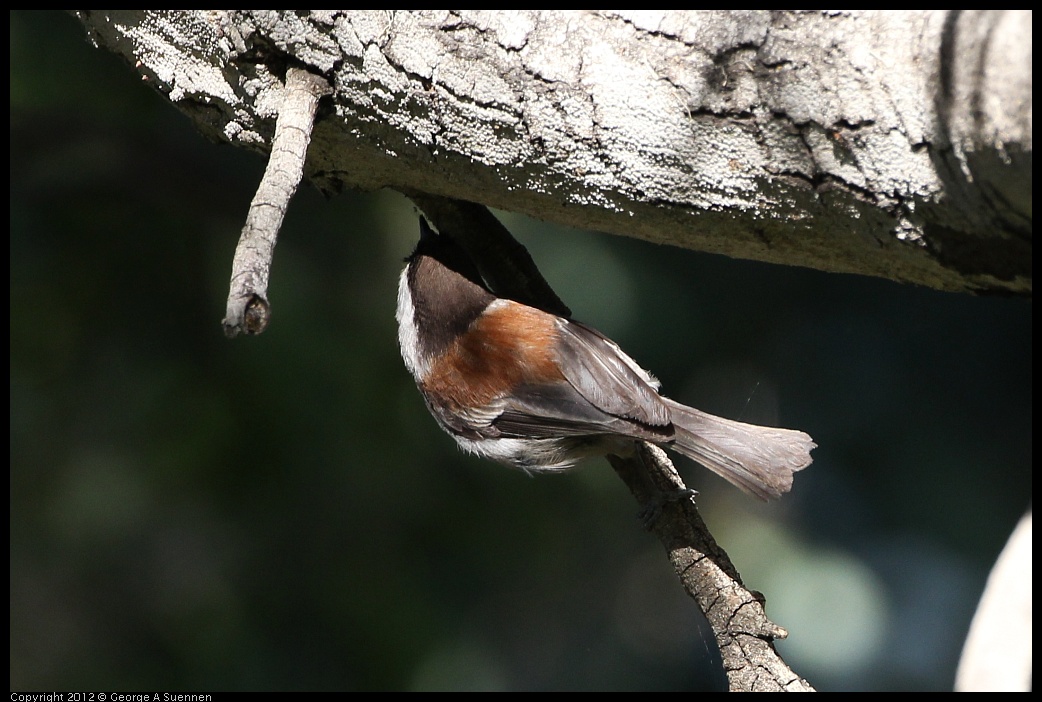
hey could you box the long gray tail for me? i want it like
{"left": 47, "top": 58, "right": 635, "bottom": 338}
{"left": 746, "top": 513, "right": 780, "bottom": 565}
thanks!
{"left": 664, "top": 399, "right": 815, "bottom": 500}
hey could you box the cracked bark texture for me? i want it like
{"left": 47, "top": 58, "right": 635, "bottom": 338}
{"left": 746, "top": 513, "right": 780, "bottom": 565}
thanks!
{"left": 76, "top": 10, "right": 1031, "bottom": 295}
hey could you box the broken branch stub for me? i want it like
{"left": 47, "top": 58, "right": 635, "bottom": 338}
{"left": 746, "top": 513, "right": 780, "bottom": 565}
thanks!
{"left": 222, "top": 66, "right": 331, "bottom": 338}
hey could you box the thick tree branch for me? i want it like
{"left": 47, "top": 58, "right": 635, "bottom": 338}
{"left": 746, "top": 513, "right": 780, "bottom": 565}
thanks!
{"left": 76, "top": 10, "right": 1031, "bottom": 295}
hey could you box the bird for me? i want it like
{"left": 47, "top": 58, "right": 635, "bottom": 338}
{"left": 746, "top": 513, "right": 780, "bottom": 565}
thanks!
{"left": 396, "top": 218, "right": 815, "bottom": 500}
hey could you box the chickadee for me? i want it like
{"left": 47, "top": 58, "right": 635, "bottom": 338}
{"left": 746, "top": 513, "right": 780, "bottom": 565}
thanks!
{"left": 396, "top": 218, "right": 815, "bottom": 500}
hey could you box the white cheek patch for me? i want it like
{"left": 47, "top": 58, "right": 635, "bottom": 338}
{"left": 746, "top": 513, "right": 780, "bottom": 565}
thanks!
{"left": 396, "top": 269, "right": 429, "bottom": 378}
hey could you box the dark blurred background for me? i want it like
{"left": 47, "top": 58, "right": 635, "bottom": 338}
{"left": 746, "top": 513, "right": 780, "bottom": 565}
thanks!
{"left": 10, "top": 11, "right": 1032, "bottom": 691}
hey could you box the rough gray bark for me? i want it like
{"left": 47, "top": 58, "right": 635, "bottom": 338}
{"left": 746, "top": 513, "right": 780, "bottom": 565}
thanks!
{"left": 75, "top": 10, "right": 1031, "bottom": 295}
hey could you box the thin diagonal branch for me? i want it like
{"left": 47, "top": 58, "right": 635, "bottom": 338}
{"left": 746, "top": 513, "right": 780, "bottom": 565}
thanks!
{"left": 610, "top": 444, "right": 814, "bottom": 692}
{"left": 411, "top": 195, "right": 813, "bottom": 691}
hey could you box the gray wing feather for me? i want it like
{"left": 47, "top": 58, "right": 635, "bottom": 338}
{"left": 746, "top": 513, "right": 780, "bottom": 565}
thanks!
{"left": 494, "top": 381, "right": 670, "bottom": 441}
{"left": 553, "top": 321, "right": 672, "bottom": 427}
